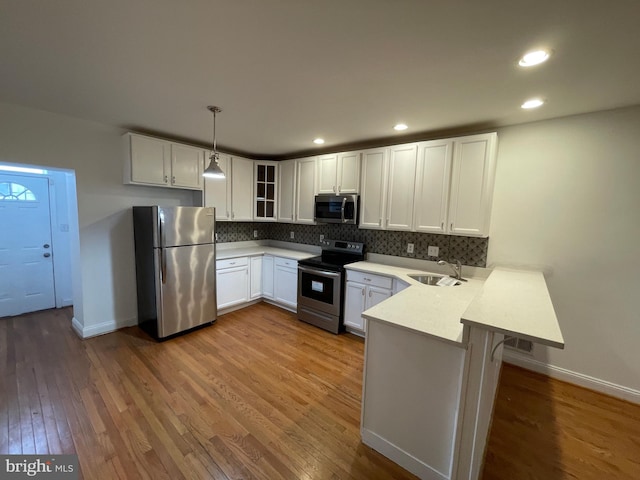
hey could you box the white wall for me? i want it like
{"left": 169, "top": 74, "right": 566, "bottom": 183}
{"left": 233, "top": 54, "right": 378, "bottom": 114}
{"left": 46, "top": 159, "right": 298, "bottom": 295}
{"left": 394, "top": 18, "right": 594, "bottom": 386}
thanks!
{"left": 0, "top": 102, "right": 196, "bottom": 336}
{"left": 490, "top": 105, "right": 640, "bottom": 397}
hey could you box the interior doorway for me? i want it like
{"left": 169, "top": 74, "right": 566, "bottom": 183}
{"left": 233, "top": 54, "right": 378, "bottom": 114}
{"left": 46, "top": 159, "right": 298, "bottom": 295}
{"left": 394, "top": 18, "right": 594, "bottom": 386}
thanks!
{"left": 0, "top": 165, "right": 78, "bottom": 318}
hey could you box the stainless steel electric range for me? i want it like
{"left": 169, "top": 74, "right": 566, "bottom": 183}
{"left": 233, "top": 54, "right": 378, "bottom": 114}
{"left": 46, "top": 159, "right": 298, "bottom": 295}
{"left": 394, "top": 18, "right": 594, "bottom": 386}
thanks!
{"left": 297, "top": 239, "right": 365, "bottom": 334}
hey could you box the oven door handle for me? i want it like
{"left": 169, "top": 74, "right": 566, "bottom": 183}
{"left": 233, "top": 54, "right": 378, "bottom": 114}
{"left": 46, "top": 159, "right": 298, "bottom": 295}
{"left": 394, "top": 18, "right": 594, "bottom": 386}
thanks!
{"left": 340, "top": 197, "right": 347, "bottom": 223}
{"left": 298, "top": 265, "right": 341, "bottom": 278}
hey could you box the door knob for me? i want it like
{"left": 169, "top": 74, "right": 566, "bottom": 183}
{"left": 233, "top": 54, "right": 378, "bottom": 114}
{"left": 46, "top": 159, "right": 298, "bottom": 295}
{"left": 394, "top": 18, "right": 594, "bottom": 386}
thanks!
{"left": 43, "top": 244, "right": 50, "bottom": 248}
{"left": 43, "top": 253, "right": 51, "bottom": 258}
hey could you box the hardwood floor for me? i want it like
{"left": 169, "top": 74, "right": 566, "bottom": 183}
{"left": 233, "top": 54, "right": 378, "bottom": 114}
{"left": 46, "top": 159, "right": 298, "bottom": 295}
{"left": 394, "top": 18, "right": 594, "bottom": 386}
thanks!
{"left": 1, "top": 303, "right": 639, "bottom": 479}
{"left": 483, "top": 364, "right": 640, "bottom": 480}
{"left": 0, "top": 303, "right": 416, "bottom": 479}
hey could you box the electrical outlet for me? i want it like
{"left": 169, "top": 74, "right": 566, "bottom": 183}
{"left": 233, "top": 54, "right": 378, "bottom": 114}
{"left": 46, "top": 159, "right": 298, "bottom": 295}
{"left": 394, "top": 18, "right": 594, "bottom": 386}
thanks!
{"left": 253, "top": 230, "right": 258, "bottom": 238}
{"left": 407, "top": 243, "right": 414, "bottom": 254}
{"left": 290, "top": 231, "right": 295, "bottom": 239}
{"left": 319, "top": 234, "right": 324, "bottom": 242}
{"left": 428, "top": 246, "right": 439, "bottom": 256}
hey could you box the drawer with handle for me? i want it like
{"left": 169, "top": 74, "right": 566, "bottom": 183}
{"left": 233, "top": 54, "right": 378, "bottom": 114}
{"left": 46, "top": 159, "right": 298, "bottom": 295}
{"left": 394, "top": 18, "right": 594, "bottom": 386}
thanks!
{"left": 275, "top": 257, "right": 298, "bottom": 269}
{"left": 346, "top": 270, "right": 393, "bottom": 289}
{"left": 216, "top": 257, "right": 249, "bottom": 269}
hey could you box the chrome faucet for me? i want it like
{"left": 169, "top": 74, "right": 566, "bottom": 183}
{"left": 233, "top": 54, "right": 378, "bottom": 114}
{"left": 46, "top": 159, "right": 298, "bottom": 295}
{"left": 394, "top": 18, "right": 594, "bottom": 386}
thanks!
{"left": 437, "top": 259, "right": 466, "bottom": 281}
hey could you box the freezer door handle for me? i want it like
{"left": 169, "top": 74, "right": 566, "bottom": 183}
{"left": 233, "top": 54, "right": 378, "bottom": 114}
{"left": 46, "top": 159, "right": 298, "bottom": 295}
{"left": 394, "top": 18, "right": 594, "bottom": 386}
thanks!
{"left": 159, "top": 214, "right": 165, "bottom": 247}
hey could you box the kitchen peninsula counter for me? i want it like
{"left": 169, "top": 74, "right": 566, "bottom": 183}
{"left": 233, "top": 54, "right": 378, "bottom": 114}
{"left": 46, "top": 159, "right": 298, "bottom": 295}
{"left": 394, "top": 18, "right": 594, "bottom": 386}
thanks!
{"left": 349, "top": 260, "right": 564, "bottom": 480}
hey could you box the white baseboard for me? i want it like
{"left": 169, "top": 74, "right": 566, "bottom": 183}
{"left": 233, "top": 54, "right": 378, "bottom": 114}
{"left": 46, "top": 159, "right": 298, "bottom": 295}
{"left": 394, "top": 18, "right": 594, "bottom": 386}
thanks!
{"left": 71, "top": 316, "right": 84, "bottom": 338}
{"left": 218, "top": 299, "right": 262, "bottom": 316}
{"left": 503, "top": 351, "right": 640, "bottom": 405}
{"left": 362, "top": 428, "right": 449, "bottom": 480}
{"left": 71, "top": 316, "right": 137, "bottom": 339}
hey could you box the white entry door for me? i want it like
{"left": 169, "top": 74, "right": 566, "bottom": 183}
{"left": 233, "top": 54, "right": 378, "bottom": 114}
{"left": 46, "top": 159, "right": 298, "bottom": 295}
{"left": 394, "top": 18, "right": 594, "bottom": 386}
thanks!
{"left": 0, "top": 174, "right": 55, "bottom": 317}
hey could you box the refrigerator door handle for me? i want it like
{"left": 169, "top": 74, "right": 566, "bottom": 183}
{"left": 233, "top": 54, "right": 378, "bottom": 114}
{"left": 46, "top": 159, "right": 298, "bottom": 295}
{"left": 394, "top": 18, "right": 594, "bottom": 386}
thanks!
{"left": 160, "top": 248, "right": 167, "bottom": 284}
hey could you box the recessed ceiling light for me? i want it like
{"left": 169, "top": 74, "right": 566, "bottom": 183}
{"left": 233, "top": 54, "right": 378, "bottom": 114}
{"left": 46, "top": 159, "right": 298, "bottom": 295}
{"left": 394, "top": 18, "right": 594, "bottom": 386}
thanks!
{"left": 394, "top": 123, "right": 408, "bottom": 131}
{"left": 313, "top": 138, "right": 325, "bottom": 145}
{"left": 518, "top": 49, "right": 551, "bottom": 67}
{"left": 521, "top": 98, "right": 545, "bottom": 109}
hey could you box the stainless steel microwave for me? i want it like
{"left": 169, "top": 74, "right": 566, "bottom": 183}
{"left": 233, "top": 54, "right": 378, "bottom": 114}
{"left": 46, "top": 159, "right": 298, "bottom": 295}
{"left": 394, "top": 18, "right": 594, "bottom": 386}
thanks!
{"left": 314, "top": 194, "right": 359, "bottom": 224}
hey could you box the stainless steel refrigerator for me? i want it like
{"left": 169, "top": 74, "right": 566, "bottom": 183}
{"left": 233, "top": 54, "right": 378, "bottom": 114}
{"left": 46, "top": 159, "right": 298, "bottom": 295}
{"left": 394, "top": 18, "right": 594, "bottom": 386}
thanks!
{"left": 132, "top": 206, "right": 217, "bottom": 339}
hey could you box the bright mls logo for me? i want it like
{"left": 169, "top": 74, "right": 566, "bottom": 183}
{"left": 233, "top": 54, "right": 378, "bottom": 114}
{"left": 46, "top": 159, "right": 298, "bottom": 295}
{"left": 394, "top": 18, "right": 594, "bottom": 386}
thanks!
{"left": 1, "top": 455, "right": 78, "bottom": 479}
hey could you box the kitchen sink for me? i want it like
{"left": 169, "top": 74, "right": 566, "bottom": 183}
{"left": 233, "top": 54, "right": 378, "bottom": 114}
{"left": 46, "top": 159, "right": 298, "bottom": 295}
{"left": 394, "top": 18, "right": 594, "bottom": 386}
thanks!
{"left": 408, "top": 274, "right": 460, "bottom": 286}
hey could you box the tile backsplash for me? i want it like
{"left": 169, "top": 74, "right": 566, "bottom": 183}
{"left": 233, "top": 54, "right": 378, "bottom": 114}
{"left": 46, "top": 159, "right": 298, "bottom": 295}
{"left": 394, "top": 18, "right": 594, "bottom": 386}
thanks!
{"left": 215, "top": 222, "right": 488, "bottom": 267}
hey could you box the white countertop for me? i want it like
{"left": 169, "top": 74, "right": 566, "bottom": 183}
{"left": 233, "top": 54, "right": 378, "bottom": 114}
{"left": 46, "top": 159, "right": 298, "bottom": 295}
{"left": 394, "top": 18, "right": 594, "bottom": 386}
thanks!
{"left": 349, "top": 261, "right": 486, "bottom": 346}
{"left": 461, "top": 267, "right": 565, "bottom": 349}
{"left": 350, "top": 261, "right": 564, "bottom": 349}
{"left": 216, "top": 245, "right": 316, "bottom": 261}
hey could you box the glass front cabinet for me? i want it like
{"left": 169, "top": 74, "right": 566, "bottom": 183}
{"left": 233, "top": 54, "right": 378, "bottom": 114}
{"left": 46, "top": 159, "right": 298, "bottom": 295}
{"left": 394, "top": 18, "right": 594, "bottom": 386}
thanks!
{"left": 254, "top": 161, "right": 278, "bottom": 221}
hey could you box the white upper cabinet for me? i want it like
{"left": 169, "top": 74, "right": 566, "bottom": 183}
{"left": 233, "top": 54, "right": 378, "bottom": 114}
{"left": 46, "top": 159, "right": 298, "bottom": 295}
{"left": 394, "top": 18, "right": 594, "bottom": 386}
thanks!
{"left": 229, "top": 156, "right": 254, "bottom": 221}
{"left": 204, "top": 153, "right": 231, "bottom": 221}
{"left": 295, "top": 156, "right": 317, "bottom": 224}
{"left": 277, "top": 159, "right": 296, "bottom": 223}
{"left": 124, "top": 133, "right": 203, "bottom": 190}
{"left": 317, "top": 151, "right": 361, "bottom": 194}
{"left": 170, "top": 143, "right": 204, "bottom": 189}
{"left": 359, "top": 147, "right": 389, "bottom": 230}
{"left": 317, "top": 154, "right": 338, "bottom": 194}
{"left": 204, "top": 154, "right": 254, "bottom": 221}
{"left": 386, "top": 143, "right": 418, "bottom": 231}
{"left": 126, "top": 134, "right": 170, "bottom": 185}
{"left": 448, "top": 133, "right": 497, "bottom": 237}
{"left": 254, "top": 161, "right": 278, "bottom": 222}
{"left": 413, "top": 140, "right": 453, "bottom": 233}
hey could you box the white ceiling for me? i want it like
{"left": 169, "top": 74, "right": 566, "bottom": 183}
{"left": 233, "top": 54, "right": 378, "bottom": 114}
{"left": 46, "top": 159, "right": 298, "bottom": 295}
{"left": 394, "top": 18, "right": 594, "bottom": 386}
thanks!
{"left": 1, "top": 0, "right": 639, "bottom": 158}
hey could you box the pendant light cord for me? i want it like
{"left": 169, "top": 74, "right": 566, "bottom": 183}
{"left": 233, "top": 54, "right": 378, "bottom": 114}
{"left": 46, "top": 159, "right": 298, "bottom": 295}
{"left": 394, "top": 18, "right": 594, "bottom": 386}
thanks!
{"left": 207, "top": 106, "right": 222, "bottom": 160}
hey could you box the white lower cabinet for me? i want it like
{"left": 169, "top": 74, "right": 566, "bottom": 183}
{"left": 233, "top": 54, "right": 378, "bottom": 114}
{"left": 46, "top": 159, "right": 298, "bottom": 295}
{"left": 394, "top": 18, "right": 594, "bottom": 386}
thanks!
{"left": 250, "top": 256, "right": 262, "bottom": 299}
{"left": 217, "top": 254, "right": 298, "bottom": 311}
{"left": 344, "top": 270, "right": 393, "bottom": 333}
{"left": 262, "top": 255, "right": 274, "bottom": 299}
{"left": 273, "top": 257, "right": 298, "bottom": 310}
{"left": 216, "top": 257, "right": 250, "bottom": 309}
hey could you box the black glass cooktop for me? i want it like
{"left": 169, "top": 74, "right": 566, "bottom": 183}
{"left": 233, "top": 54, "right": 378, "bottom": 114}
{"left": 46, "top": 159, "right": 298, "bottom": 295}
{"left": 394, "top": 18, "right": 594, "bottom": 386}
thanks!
{"left": 298, "top": 240, "right": 365, "bottom": 272}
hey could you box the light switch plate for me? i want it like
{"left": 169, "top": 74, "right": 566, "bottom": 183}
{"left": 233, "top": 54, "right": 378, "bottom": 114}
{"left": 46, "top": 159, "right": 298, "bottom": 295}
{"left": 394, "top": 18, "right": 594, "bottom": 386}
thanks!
{"left": 428, "top": 246, "right": 439, "bottom": 256}
{"left": 253, "top": 230, "right": 258, "bottom": 238}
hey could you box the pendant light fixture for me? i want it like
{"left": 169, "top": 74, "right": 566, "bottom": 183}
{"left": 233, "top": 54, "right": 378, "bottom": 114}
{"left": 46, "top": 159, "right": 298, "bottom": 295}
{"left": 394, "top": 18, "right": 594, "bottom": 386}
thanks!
{"left": 203, "top": 105, "right": 226, "bottom": 178}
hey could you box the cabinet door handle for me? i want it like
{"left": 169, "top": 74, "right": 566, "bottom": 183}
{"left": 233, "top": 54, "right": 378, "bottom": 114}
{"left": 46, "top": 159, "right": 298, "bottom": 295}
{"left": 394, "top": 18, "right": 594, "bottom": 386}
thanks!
{"left": 43, "top": 252, "right": 51, "bottom": 258}
{"left": 172, "top": 175, "right": 176, "bottom": 184}
{"left": 229, "top": 262, "right": 236, "bottom": 265}
{"left": 361, "top": 288, "right": 365, "bottom": 296}
{"left": 450, "top": 222, "right": 454, "bottom": 230}
{"left": 337, "top": 185, "right": 341, "bottom": 193}
{"left": 164, "top": 175, "right": 168, "bottom": 183}
{"left": 441, "top": 222, "right": 444, "bottom": 230}
{"left": 379, "top": 218, "right": 382, "bottom": 226}
{"left": 368, "top": 290, "right": 372, "bottom": 297}
{"left": 226, "top": 211, "right": 229, "bottom": 218}
{"left": 333, "top": 185, "right": 336, "bottom": 193}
